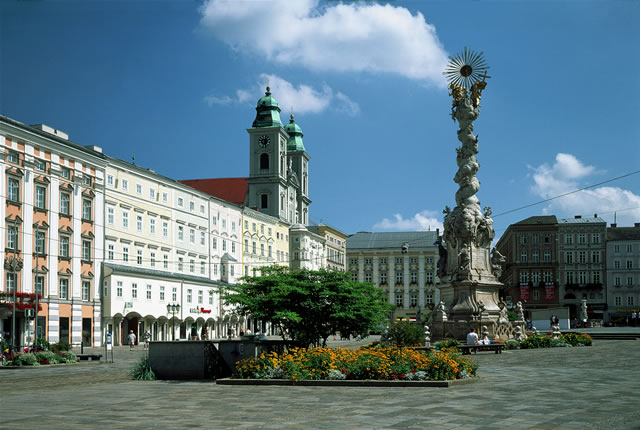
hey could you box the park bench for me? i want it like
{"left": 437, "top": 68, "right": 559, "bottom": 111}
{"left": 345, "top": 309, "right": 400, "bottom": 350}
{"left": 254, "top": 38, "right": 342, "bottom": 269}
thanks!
{"left": 76, "top": 353, "right": 103, "bottom": 361}
{"left": 457, "top": 343, "right": 504, "bottom": 355}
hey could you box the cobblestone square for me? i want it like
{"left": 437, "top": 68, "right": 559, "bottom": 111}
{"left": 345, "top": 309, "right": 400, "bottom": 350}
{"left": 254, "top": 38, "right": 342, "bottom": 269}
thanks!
{"left": 2, "top": 337, "right": 639, "bottom": 429}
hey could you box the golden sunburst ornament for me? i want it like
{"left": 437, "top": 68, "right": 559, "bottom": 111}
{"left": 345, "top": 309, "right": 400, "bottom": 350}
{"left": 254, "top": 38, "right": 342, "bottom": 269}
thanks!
{"left": 443, "top": 47, "right": 490, "bottom": 89}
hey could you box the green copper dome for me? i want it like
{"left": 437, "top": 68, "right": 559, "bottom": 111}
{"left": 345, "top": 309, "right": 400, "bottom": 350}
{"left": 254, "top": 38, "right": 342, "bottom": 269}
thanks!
{"left": 252, "top": 87, "right": 282, "bottom": 128}
{"left": 285, "top": 114, "right": 305, "bottom": 152}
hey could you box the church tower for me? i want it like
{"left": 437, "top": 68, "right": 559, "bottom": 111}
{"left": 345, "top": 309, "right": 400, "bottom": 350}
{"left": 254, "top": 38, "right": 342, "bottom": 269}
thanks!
{"left": 284, "top": 114, "right": 311, "bottom": 225}
{"left": 247, "top": 87, "right": 309, "bottom": 224}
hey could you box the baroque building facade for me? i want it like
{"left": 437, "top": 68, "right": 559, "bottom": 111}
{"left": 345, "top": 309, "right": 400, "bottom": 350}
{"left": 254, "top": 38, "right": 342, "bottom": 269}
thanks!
{"left": 101, "top": 157, "right": 240, "bottom": 345}
{"left": 346, "top": 231, "right": 439, "bottom": 322}
{"left": 606, "top": 223, "right": 640, "bottom": 323}
{"left": 494, "top": 216, "right": 560, "bottom": 313}
{"left": 1, "top": 117, "right": 105, "bottom": 347}
{"left": 1, "top": 87, "right": 344, "bottom": 348}
{"left": 557, "top": 215, "right": 607, "bottom": 322}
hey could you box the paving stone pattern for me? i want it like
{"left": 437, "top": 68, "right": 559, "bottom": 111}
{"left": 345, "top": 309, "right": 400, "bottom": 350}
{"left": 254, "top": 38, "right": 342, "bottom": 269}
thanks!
{"left": 1, "top": 339, "right": 639, "bottom": 429}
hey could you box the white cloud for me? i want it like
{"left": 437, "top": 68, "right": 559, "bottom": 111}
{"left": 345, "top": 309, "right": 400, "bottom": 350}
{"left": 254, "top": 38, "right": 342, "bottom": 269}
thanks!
{"left": 373, "top": 210, "right": 444, "bottom": 232}
{"left": 199, "top": 0, "right": 448, "bottom": 86}
{"left": 529, "top": 153, "right": 640, "bottom": 226}
{"left": 204, "top": 73, "right": 359, "bottom": 115}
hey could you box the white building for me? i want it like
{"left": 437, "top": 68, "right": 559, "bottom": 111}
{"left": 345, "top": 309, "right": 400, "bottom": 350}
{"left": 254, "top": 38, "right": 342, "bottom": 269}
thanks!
{"left": 346, "top": 231, "right": 440, "bottom": 322}
{"left": 101, "top": 158, "right": 243, "bottom": 345}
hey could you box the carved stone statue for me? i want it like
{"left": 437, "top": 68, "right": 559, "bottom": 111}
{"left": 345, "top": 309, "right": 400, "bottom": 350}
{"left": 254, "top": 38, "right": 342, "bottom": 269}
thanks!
{"left": 423, "top": 325, "right": 431, "bottom": 347}
{"left": 491, "top": 247, "right": 506, "bottom": 278}
{"left": 433, "top": 301, "right": 448, "bottom": 322}
{"left": 478, "top": 300, "right": 486, "bottom": 315}
{"left": 580, "top": 299, "right": 588, "bottom": 323}
{"left": 515, "top": 301, "right": 525, "bottom": 322}
{"left": 458, "top": 246, "right": 470, "bottom": 271}
{"left": 498, "top": 304, "right": 509, "bottom": 324}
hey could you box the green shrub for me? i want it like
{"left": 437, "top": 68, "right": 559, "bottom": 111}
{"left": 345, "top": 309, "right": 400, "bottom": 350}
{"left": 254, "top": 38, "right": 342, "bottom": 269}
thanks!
{"left": 559, "top": 333, "right": 592, "bottom": 347}
{"left": 6, "top": 353, "right": 39, "bottom": 366}
{"left": 36, "top": 338, "right": 50, "bottom": 351}
{"left": 504, "top": 340, "right": 520, "bottom": 350}
{"left": 520, "top": 334, "right": 552, "bottom": 349}
{"left": 507, "top": 311, "right": 517, "bottom": 321}
{"left": 35, "top": 351, "right": 63, "bottom": 364}
{"left": 381, "top": 322, "right": 424, "bottom": 347}
{"left": 58, "top": 351, "right": 78, "bottom": 363}
{"left": 434, "top": 338, "right": 461, "bottom": 350}
{"left": 550, "top": 338, "right": 571, "bottom": 348}
{"left": 129, "top": 356, "right": 156, "bottom": 380}
{"left": 49, "top": 341, "right": 71, "bottom": 354}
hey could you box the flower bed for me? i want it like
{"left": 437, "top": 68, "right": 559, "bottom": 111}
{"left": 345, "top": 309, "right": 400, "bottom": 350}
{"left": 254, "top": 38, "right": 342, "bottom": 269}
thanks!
{"left": 235, "top": 345, "right": 477, "bottom": 382}
{"left": 2, "top": 350, "right": 78, "bottom": 366}
{"left": 493, "top": 332, "right": 592, "bottom": 349}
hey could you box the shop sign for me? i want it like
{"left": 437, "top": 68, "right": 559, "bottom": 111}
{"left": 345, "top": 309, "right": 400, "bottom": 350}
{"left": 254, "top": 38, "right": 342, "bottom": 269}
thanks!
{"left": 544, "top": 285, "right": 555, "bottom": 300}
{"left": 124, "top": 302, "right": 133, "bottom": 309}
{"left": 519, "top": 285, "right": 530, "bottom": 301}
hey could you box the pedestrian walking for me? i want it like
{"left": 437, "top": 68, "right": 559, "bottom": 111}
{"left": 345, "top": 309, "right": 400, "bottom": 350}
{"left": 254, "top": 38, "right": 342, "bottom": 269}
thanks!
{"left": 550, "top": 314, "right": 555, "bottom": 329}
{"left": 143, "top": 329, "right": 151, "bottom": 349}
{"left": 632, "top": 312, "right": 637, "bottom": 327}
{"left": 128, "top": 330, "right": 136, "bottom": 350}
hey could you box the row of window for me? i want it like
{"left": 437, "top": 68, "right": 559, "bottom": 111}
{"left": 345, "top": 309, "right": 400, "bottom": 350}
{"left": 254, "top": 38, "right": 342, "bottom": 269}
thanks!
{"left": 519, "top": 271, "right": 555, "bottom": 284}
{"left": 518, "top": 233, "right": 554, "bottom": 245}
{"left": 613, "top": 276, "right": 636, "bottom": 287}
{"left": 564, "top": 271, "right": 602, "bottom": 285}
{"left": 243, "top": 220, "right": 273, "bottom": 237}
{"left": 351, "top": 257, "right": 435, "bottom": 266}
{"left": 354, "top": 271, "right": 435, "bottom": 284}
{"left": 392, "top": 292, "right": 434, "bottom": 307}
{"left": 5, "top": 273, "right": 91, "bottom": 300}
{"left": 107, "top": 174, "right": 237, "bottom": 220}
{"left": 7, "top": 178, "right": 93, "bottom": 219}
{"left": 613, "top": 260, "right": 635, "bottom": 269}
{"left": 243, "top": 239, "right": 273, "bottom": 257}
{"left": 612, "top": 244, "right": 635, "bottom": 253}
{"left": 520, "top": 249, "right": 555, "bottom": 263}
{"left": 562, "top": 250, "right": 601, "bottom": 264}
{"left": 561, "top": 233, "right": 601, "bottom": 245}
{"left": 105, "top": 244, "right": 237, "bottom": 278}
{"left": 6, "top": 226, "right": 92, "bottom": 260}
{"left": 6, "top": 151, "right": 92, "bottom": 185}
{"left": 613, "top": 296, "right": 636, "bottom": 306}
{"left": 112, "top": 281, "right": 214, "bottom": 305}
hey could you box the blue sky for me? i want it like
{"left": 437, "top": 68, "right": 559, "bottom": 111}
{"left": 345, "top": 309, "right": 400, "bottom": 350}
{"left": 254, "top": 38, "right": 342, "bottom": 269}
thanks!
{"left": 2, "top": 0, "right": 639, "bottom": 238}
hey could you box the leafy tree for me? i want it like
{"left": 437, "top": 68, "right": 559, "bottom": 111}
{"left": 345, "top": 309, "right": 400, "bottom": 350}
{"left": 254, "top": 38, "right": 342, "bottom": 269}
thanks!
{"left": 223, "top": 266, "right": 392, "bottom": 347}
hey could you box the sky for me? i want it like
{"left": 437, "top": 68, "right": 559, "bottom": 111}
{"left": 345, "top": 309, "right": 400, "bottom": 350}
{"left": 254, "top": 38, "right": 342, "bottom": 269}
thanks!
{"left": 2, "top": 0, "right": 639, "bottom": 239}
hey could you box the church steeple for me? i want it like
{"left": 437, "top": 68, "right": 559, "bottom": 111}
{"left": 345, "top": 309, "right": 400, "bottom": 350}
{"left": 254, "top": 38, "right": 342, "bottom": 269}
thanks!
{"left": 285, "top": 114, "right": 305, "bottom": 152}
{"left": 252, "top": 86, "right": 282, "bottom": 128}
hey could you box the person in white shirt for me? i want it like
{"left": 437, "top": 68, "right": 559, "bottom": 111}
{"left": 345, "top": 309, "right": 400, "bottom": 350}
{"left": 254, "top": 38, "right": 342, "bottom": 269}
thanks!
{"left": 466, "top": 328, "right": 479, "bottom": 345}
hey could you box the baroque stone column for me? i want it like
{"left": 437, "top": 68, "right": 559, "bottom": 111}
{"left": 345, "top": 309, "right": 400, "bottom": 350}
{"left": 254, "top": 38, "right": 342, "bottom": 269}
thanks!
{"left": 437, "top": 59, "right": 504, "bottom": 327}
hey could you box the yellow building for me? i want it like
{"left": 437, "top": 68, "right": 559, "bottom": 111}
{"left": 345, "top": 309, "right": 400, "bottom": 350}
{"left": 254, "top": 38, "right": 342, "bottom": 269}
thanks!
{"left": 308, "top": 224, "right": 347, "bottom": 271}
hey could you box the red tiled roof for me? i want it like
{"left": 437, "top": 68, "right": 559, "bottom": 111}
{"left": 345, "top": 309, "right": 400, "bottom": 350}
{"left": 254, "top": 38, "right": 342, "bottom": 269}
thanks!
{"left": 179, "top": 177, "right": 248, "bottom": 206}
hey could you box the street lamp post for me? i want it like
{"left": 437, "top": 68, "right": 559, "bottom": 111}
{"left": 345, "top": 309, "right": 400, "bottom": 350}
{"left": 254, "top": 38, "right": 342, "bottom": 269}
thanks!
{"left": 166, "top": 303, "right": 180, "bottom": 341}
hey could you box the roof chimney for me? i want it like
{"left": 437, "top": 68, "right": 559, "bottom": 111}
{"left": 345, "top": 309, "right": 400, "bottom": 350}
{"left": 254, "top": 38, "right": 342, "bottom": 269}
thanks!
{"left": 575, "top": 215, "right": 582, "bottom": 219}
{"left": 594, "top": 214, "right": 598, "bottom": 218}
{"left": 611, "top": 223, "right": 617, "bottom": 228}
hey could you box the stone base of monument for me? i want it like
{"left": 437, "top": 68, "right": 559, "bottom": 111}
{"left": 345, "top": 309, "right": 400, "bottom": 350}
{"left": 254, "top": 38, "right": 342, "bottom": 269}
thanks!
{"left": 430, "top": 320, "right": 527, "bottom": 341}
